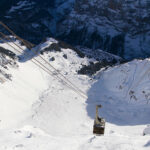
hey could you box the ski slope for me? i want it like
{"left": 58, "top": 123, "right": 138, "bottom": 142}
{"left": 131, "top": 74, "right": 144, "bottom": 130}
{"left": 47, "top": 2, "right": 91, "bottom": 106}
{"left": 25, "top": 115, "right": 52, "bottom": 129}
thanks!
{"left": 0, "top": 39, "right": 150, "bottom": 150}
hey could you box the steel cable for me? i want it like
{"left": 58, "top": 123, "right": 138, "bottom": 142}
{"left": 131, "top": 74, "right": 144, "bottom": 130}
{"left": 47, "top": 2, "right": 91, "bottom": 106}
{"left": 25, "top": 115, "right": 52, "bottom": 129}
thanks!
{"left": 0, "top": 33, "right": 87, "bottom": 99}
{"left": 0, "top": 22, "right": 87, "bottom": 98}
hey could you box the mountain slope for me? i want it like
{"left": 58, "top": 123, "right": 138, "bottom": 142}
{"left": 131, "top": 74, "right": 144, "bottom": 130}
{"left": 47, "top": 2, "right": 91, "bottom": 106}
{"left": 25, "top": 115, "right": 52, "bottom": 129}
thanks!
{"left": 0, "top": 38, "right": 150, "bottom": 149}
{"left": 0, "top": 0, "right": 150, "bottom": 59}
{"left": 58, "top": 0, "right": 150, "bottom": 59}
{"left": 0, "top": 0, "right": 74, "bottom": 43}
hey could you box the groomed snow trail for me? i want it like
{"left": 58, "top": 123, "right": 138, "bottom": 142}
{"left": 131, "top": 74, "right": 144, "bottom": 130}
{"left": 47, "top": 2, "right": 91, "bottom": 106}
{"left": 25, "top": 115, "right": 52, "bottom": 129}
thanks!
{"left": 0, "top": 39, "right": 150, "bottom": 150}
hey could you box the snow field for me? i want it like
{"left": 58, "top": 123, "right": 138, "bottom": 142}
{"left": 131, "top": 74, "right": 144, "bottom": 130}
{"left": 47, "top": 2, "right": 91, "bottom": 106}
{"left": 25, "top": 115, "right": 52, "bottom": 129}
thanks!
{"left": 0, "top": 39, "right": 150, "bottom": 149}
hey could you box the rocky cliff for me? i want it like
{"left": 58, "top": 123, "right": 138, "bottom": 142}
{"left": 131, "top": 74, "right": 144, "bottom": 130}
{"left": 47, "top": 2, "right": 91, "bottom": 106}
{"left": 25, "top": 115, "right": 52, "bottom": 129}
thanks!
{"left": 0, "top": 0, "right": 150, "bottom": 59}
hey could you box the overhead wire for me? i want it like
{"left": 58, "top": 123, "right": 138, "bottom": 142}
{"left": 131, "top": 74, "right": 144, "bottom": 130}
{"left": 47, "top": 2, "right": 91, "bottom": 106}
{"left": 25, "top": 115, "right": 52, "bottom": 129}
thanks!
{"left": 0, "top": 21, "right": 34, "bottom": 48}
{"left": 0, "top": 34, "right": 86, "bottom": 99}
{"left": 0, "top": 35, "right": 54, "bottom": 77}
{"left": 0, "top": 22, "right": 87, "bottom": 98}
{"left": 0, "top": 31, "right": 87, "bottom": 99}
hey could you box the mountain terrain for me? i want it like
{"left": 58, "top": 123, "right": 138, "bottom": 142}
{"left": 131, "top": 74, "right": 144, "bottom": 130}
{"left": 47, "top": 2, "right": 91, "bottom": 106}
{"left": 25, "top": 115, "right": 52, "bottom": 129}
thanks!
{"left": 0, "top": 0, "right": 150, "bottom": 59}
{"left": 0, "top": 1, "right": 150, "bottom": 149}
{"left": 0, "top": 37, "right": 149, "bottom": 149}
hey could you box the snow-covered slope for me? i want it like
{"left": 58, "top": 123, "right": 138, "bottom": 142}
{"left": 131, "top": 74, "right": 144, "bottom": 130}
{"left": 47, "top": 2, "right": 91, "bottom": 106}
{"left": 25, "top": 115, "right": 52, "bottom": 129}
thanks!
{"left": 0, "top": 39, "right": 150, "bottom": 150}
{"left": 88, "top": 59, "right": 150, "bottom": 125}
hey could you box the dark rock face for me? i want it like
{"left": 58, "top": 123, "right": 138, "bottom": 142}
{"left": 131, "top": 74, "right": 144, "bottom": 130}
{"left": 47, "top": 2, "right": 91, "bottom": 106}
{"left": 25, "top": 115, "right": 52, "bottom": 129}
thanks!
{"left": 0, "top": 0, "right": 74, "bottom": 43}
{"left": 0, "top": 46, "right": 16, "bottom": 59}
{"left": 1, "top": 0, "right": 77, "bottom": 43}
{"left": 0, "top": 0, "right": 55, "bottom": 43}
{"left": 58, "top": 0, "right": 150, "bottom": 59}
{"left": 0, "top": 0, "right": 150, "bottom": 59}
{"left": 77, "top": 47, "right": 125, "bottom": 76}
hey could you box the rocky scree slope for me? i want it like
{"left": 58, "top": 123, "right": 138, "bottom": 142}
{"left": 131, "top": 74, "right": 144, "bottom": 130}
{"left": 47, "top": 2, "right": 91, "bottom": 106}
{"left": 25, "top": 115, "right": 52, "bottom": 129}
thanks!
{"left": 0, "top": 0, "right": 74, "bottom": 43}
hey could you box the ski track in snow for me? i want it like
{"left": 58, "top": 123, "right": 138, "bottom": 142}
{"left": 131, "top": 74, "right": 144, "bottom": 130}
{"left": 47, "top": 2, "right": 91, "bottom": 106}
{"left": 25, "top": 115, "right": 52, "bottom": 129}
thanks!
{"left": 124, "top": 63, "right": 137, "bottom": 100}
{"left": 0, "top": 38, "right": 150, "bottom": 150}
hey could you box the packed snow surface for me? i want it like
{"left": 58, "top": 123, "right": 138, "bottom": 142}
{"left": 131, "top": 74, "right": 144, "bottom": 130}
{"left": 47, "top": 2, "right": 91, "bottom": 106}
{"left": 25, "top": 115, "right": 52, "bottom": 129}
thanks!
{"left": 0, "top": 38, "right": 150, "bottom": 150}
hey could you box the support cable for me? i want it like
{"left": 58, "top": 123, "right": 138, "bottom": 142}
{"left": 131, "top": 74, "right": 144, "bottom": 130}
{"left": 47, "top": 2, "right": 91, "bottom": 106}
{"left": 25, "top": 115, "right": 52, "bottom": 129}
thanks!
{"left": 0, "top": 33, "right": 87, "bottom": 99}
{"left": 0, "top": 22, "right": 87, "bottom": 97}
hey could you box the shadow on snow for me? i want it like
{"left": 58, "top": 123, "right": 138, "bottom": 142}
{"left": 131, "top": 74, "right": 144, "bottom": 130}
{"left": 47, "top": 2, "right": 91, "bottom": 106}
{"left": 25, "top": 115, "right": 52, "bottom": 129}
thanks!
{"left": 86, "top": 78, "right": 150, "bottom": 126}
{"left": 18, "top": 47, "right": 39, "bottom": 63}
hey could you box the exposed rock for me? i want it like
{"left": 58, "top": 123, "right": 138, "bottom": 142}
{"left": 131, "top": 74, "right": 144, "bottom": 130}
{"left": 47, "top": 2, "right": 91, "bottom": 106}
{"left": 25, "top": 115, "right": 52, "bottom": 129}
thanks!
{"left": 42, "top": 43, "right": 61, "bottom": 53}
{"left": 0, "top": 46, "right": 18, "bottom": 83}
{"left": 58, "top": 0, "right": 150, "bottom": 59}
{"left": 78, "top": 61, "right": 113, "bottom": 76}
{"left": 0, "top": 46, "right": 16, "bottom": 59}
{"left": 58, "top": 41, "right": 85, "bottom": 58}
{"left": 63, "top": 54, "right": 67, "bottom": 59}
{"left": 50, "top": 57, "right": 55, "bottom": 61}
{"left": 0, "top": 0, "right": 150, "bottom": 59}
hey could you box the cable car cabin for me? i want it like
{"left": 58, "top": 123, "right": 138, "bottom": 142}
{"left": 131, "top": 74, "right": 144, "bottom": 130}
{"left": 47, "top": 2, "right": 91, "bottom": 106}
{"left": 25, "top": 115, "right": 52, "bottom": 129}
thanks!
{"left": 93, "top": 105, "right": 105, "bottom": 135}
